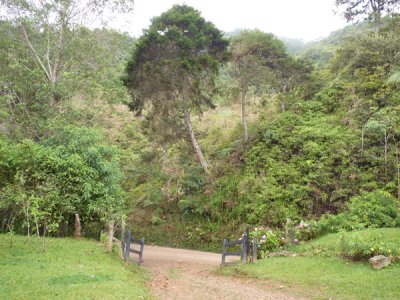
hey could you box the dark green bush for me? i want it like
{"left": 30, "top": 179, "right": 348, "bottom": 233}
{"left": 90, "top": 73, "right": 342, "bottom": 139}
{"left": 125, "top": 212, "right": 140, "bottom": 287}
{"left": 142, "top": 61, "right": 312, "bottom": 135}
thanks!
{"left": 316, "top": 191, "right": 399, "bottom": 235}
{"left": 0, "top": 126, "right": 125, "bottom": 235}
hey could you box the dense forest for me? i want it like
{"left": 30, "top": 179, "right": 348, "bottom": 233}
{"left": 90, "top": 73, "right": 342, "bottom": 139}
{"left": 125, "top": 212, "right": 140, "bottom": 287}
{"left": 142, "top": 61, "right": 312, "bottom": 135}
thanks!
{"left": 1, "top": 1, "right": 400, "bottom": 253}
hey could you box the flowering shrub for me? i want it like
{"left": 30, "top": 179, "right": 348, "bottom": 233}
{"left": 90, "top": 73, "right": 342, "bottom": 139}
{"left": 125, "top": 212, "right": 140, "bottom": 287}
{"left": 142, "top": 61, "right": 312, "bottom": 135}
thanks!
{"left": 250, "top": 226, "right": 279, "bottom": 258}
{"left": 295, "top": 220, "right": 319, "bottom": 241}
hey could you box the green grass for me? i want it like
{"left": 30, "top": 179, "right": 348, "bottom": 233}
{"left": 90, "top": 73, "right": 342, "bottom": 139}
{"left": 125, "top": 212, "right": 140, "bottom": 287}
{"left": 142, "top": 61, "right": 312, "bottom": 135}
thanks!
{"left": 220, "top": 228, "right": 400, "bottom": 300}
{"left": 291, "top": 228, "right": 400, "bottom": 256}
{"left": 0, "top": 234, "right": 150, "bottom": 300}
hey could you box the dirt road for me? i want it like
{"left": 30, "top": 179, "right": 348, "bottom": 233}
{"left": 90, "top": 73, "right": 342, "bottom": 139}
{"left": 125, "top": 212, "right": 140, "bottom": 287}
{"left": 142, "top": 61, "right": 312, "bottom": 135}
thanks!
{"left": 131, "top": 245, "right": 306, "bottom": 300}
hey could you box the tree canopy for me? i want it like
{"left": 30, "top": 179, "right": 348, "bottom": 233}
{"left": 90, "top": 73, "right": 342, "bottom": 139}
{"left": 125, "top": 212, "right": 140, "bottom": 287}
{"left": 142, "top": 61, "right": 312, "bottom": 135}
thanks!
{"left": 124, "top": 4, "right": 229, "bottom": 173}
{"left": 336, "top": 0, "right": 400, "bottom": 32}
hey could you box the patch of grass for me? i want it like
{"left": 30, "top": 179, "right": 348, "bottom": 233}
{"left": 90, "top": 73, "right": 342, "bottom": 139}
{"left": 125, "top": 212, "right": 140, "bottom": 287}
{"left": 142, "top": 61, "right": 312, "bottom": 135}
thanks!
{"left": 291, "top": 228, "right": 400, "bottom": 256}
{"left": 220, "top": 228, "right": 400, "bottom": 300}
{"left": 0, "top": 234, "right": 150, "bottom": 300}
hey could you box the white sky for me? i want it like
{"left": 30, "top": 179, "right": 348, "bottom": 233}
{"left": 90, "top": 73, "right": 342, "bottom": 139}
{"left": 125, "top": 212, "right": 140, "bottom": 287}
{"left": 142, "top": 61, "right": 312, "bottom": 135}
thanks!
{"left": 110, "top": 0, "right": 348, "bottom": 42}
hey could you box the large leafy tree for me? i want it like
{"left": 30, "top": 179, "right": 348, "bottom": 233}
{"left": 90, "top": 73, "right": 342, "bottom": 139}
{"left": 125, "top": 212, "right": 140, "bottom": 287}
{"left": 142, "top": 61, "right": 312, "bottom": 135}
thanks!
{"left": 336, "top": 0, "right": 400, "bottom": 32}
{"left": 230, "top": 30, "right": 303, "bottom": 142}
{"left": 0, "top": 126, "right": 125, "bottom": 243}
{"left": 0, "top": 21, "right": 133, "bottom": 139}
{"left": 0, "top": 0, "right": 134, "bottom": 107}
{"left": 124, "top": 5, "right": 229, "bottom": 173}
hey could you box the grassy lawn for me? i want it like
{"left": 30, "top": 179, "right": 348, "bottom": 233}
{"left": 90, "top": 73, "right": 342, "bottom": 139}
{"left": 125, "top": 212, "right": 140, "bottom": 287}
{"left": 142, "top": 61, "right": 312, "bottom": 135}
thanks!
{"left": 220, "top": 228, "right": 400, "bottom": 300}
{"left": 0, "top": 234, "right": 150, "bottom": 300}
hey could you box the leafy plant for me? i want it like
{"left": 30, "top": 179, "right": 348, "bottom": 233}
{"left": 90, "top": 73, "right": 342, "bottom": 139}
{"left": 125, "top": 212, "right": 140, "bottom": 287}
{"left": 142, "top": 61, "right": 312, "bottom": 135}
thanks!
{"left": 250, "top": 226, "right": 280, "bottom": 258}
{"left": 316, "top": 191, "right": 399, "bottom": 236}
{"left": 339, "top": 230, "right": 400, "bottom": 260}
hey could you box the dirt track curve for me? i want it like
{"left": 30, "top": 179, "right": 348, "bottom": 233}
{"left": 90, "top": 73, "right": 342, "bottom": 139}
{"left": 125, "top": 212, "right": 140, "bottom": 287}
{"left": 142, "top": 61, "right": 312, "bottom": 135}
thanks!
{"left": 130, "top": 245, "right": 306, "bottom": 300}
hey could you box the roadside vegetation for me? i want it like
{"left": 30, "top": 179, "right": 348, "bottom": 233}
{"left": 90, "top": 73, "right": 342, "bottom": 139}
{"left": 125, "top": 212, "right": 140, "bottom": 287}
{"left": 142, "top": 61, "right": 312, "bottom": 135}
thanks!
{"left": 1, "top": 1, "right": 400, "bottom": 299}
{"left": 0, "top": 234, "right": 149, "bottom": 300}
{"left": 219, "top": 228, "right": 400, "bottom": 300}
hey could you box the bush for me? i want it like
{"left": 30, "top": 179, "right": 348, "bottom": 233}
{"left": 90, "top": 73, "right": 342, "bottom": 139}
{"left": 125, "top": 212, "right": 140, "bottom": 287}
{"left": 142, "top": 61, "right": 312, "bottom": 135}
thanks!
{"left": 339, "top": 230, "right": 400, "bottom": 260}
{"left": 316, "top": 191, "right": 399, "bottom": 236}
{"left": 0, "top": 126, "right": 126, "bottom": 236}
{"left": 250, "top": 227, "right": 280, "bottom": 258}
{"left": 295, "top": 220, "right": 319, "bottom": 241}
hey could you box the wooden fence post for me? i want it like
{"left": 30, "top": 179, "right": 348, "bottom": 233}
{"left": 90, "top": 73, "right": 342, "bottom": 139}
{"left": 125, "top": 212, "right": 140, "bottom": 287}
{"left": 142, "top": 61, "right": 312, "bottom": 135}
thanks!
{"left": 246, "top": 226, "right": 251, "bottom": 259}
{"left": 124, "top": 230, "right": 131, "bottom": 262}
{"left": 120, "top": 230, "right": 125, "bottom": 258}
{"left": 242, "top": 234, "right": 247, "bottom": 264}
{"left": 252, "top": 236, "right": 257, "bottom": 263}
{"left": 139, "top": 238, "right": 144, "bottom": 265}
{"left": 221, "top": 239, "right": 227, "bottom": 266}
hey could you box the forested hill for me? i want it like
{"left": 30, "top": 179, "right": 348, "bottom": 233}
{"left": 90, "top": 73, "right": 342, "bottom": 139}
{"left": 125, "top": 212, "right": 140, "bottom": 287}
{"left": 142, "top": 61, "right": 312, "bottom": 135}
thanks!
{"left": 286, "top": 17, "right": 398, "bottom": 69}
{"left": 229, "top": 21, "right": 371, "bottom": 68}
{"left": 1, "top": 3, "right": 400, "bottom": 253}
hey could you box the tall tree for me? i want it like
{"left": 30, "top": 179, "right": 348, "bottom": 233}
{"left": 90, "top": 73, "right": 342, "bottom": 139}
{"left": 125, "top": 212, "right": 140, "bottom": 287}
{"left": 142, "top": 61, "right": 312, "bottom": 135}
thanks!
{"left": 230, "top": 30, "right": 288, "bottom": 142}
{"left": 336, "top": 0, "right": 400, "bottom": 32}
{"left": 0, "top": 22, "right": 134, "bottom": 139}
{"left": 0, "top": 0, "right": 134, "bottom": 107}
{"left": 124, "top": 5, "right": 228, "bottom": 173}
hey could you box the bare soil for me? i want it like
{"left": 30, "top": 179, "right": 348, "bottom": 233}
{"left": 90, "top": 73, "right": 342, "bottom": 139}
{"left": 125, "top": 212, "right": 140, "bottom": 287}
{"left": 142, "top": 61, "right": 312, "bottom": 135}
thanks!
{"left": 132, "top": 245, "right": 307, "bottom": 300}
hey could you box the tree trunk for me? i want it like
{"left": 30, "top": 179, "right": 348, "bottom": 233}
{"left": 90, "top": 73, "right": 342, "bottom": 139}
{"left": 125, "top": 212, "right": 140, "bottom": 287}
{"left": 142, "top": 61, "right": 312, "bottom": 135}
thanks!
{"left": 107, "top": 220, "right": 115, "bottom": 253}
{"left": 241, "top": 85, "right": 249, "bottom": 143}
{"left": 374, "top": 10, "right": 382, "bottom": 33}
{"left": 281, "top": 85, "right": 287, "bottom": 113}
{"left": 184, "top": 107, "right": 209, "bottom": 173}
{"left": 74, "top": 214, "right": 81, "bottom": 238}
{"left": 396, "top": 145, "right": 400, "bottom": 200}
{"left": 23, "top": 201, "right": 30, "bottom": 238}
{"left": 50, "top": 82, "right": 58, "bottom": 108}
{"left": 161, "top": 142, "right": 169, "bottom": 200}
{"left": 361, "top": 127, "right": 364, "bottom": 151}
{"left": 120, "top": 220, "right": 126, "bottom": 258}
{"left": 183, "top": 77, "right": 209, "bottom": 173}
{"left": 384, "top": 129, "right": 388, "bottom": 176}
{"left": 162, "top": 142, "right": 168, "bottom": 172}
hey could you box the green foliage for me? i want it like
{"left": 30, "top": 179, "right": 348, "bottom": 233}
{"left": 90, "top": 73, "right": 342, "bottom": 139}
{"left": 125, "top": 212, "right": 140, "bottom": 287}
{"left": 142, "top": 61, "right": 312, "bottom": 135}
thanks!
{"left": 211, "top": 109, "right": 360, "bottom": 226}
{"left": 340, "top": 230, "right": 400, "bottom": 260}
{"left": 124, "top": 4, "right": 229, "bottom": 142}
{"left": 317, "top": 191, "right": 399, "bottom": 235}
{"left": 250, "top": 227, "right": 280, "bottom": 258}
{"left": 0, "top": 126, "right": 125, "bottom": 236}
{"left": 335, "top": 0, "right": 400, "bottom": 32}
{"left": 294, "top": 220, "right": 320, "bottom": 242}
{"left": 182, "top": 166, "right": 207, "bottom": 194}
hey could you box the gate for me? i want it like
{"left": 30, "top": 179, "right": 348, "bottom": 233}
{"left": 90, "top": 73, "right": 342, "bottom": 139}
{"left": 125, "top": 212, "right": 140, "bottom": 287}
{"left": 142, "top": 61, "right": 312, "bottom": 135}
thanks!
{"left": 221, "top": 226, "right": 258, "bottom": 266}
{"left": 121, "top": 230, "right": 144, "bottom": 265}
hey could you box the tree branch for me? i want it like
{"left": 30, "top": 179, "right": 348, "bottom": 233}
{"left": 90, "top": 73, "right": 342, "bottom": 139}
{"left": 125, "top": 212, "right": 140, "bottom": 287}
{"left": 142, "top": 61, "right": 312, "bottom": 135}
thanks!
{"left": 20, "top": 24, "right": 51, "bottom": 81}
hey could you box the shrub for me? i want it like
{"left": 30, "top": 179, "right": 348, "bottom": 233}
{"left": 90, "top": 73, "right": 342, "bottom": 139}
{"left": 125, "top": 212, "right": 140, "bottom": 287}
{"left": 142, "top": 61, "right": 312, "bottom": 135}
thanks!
{"left": 339, "top": 230, "right": 400, "bottom": 260}
{"left": 250, "top": 226, "right": 280, "bottom": 258}
{"left": 0, "top": 126, "right": 126, "bottom": 236}
{"left": 316, "top": 191, "right": 399, "bottom": 236}
{"left": 295, "top": 220, "right": 319, "bottom": 241}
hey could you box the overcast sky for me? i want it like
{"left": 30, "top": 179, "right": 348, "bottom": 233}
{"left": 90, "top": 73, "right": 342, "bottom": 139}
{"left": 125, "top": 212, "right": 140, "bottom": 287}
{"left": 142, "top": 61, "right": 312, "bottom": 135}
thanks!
{"left": 110, "top": 0, "right": 348, "bottom": 42}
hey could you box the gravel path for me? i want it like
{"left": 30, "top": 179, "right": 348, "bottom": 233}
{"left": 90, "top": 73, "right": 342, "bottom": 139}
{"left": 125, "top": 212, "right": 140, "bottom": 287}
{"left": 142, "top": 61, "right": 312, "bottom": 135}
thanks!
{"left": 131, "top": 245, "right": 306, "bottom": 300}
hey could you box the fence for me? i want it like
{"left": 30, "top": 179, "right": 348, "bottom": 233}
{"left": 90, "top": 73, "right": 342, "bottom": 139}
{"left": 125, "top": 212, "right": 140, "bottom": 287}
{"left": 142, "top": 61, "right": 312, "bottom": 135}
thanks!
{"left": 121, "top": 230, "right": 144, "bottom": 265}
{"left": 221, "top": 227, "right": 258, "bottom": 266}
